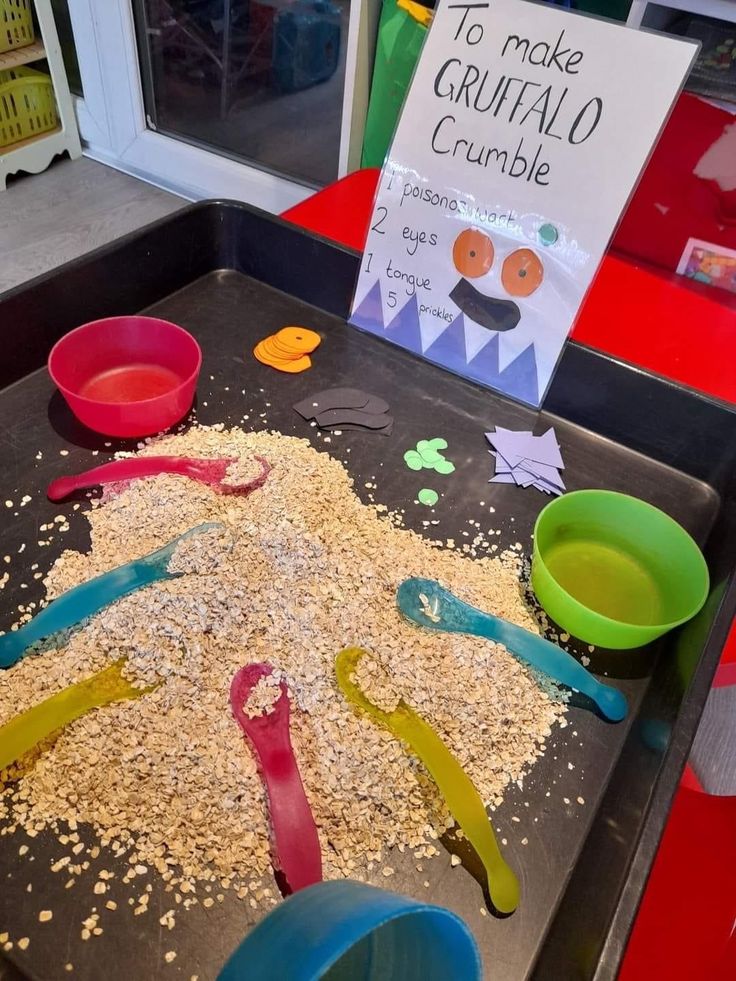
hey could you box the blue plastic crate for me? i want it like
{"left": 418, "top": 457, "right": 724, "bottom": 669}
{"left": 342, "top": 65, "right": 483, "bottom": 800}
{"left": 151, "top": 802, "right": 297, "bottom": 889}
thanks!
{"left": 272, "top": 0, "right": 341, "bottom": 94}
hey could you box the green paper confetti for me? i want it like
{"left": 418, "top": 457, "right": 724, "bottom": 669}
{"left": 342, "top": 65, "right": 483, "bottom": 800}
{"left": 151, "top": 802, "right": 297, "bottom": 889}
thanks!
{"left": 404, "top": 438, "right": 455, "bottom": 475}
{"left": 539, "top": 223, "right": 558, "bottom": 246}
{"left": 418, "top": 488, "right": 439, "bottom": 507}
{"left": 417, "top": 446, "right": 443, "bottom": 465}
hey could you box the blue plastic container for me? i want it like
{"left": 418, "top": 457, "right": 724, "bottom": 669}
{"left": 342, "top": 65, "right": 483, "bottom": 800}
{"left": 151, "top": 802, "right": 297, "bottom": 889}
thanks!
{"left": 217, "top": 880, "right": 481, "bottom": 980}
{"left": 272, "top": 0, "right": 341, "bottom": 94}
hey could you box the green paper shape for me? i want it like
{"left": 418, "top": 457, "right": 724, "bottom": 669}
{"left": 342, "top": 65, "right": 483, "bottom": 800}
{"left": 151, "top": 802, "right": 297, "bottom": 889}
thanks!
{"left": 418, "top": 447, "right": 443, "bottom": 465}
{"left": 539, "top": 223, "right": 558, "bottom": 246}
{"left": 407, "top": 438, "right": 453, "bottom": 472}
{"left": 418, "top": 488, "right": 439, "bottom": 507}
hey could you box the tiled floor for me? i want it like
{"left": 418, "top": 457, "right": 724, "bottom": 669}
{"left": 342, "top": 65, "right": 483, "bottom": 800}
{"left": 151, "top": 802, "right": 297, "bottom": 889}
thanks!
{"left": 0, "top": 155, "right": 183, "bottom": 295}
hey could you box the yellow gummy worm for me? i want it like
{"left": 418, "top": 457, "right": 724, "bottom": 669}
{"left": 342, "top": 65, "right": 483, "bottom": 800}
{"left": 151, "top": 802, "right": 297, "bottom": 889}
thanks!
{"left": 0, "top": 659, "right": 155, "bottom": 772}
{"left": 335, "top": 647, "right": 520, "bottom": 914}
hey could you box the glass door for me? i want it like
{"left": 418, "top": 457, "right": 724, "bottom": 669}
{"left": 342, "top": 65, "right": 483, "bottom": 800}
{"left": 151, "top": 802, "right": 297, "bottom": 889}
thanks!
{"left": 63, "top": 0, "right": 380, "bottom": 210}
{"left": 51, "top": 0, "right": 82, "bottom": 96}
{"left": 132, "top": 0, "right": 349, "bottom": 187}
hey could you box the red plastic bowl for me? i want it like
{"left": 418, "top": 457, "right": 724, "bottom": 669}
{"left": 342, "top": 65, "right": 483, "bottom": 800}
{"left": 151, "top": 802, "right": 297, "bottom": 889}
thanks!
{"left": 48, "top": 316, "right": 202, "bottom": 438}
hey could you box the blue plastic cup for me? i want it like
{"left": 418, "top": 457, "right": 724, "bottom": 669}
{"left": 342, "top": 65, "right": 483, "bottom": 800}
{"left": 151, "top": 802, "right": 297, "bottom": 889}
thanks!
{"left": 217, "top": 880, "right": 481, "bottom": 980}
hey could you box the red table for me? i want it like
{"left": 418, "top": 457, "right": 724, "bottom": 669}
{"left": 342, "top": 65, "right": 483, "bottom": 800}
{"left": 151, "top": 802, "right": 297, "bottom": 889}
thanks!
{"left": 284, "top": 168, "right": 736, "bottom": 404}
{"left": 282, "top": 170, "right": 736, "bottom": 980}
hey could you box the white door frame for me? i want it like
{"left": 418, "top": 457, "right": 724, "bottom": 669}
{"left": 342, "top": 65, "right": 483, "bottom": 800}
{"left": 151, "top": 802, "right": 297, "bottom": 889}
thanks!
{"left": 66, "top": 0, "right": 376, "bottom": 211}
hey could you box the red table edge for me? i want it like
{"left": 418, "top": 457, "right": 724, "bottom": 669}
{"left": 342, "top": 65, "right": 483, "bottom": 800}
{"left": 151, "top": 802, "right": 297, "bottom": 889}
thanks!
{"left": 283, "top": 169, "right": 736, "bottom": 407}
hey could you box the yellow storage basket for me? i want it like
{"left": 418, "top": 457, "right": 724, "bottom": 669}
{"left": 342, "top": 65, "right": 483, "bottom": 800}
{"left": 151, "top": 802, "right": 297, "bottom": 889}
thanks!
{"left": 0, "top": 66, "right": 58, "bottom": 149}
{"left": 1, "top": 0, "right": 34, "bottom": 55}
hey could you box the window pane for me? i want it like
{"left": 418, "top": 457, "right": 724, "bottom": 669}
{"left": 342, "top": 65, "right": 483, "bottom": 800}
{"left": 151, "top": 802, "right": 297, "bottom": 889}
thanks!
{"left": 133, "top": 0, "right": 348, "bottom": 187}
{"left": 50, "top": 0, "right": 83, "bottom": 97}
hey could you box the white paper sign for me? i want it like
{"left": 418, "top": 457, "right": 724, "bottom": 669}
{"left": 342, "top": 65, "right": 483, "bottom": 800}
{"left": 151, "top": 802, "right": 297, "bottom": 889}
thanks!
{"left": 350, "top": 0, "right": 697, "bottom": 406}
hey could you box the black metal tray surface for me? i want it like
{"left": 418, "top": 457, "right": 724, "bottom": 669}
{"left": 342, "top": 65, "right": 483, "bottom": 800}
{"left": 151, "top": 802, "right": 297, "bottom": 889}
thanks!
{"left": 0, "top": 202, "right": 734, "bottom": 981}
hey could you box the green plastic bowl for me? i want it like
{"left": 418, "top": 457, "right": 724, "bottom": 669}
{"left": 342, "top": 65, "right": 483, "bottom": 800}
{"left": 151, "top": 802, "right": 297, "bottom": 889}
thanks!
{"left": 531, "top": 490, "right": 709, "bottom": 650}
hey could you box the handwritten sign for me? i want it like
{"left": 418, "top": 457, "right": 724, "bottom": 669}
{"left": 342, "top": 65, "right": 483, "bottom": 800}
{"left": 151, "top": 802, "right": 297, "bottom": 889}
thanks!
{"left": 350, "top": 0, "right": 697, "bottom": 407}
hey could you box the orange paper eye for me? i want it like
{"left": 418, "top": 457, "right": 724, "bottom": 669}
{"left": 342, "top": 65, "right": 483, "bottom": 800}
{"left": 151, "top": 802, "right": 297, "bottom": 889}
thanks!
{"left": 452, "top": 229, "right": 494, "bottom": 279}
{"left": 501, "top": 249, "right": 544, "bottom": 297}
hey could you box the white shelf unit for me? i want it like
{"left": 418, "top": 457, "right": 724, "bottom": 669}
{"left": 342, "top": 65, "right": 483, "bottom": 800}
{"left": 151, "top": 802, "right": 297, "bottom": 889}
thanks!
{"left": 0, "top": 0, "right": 81, "bottom": 190}
{"left": 0, "top": 36, "right": 44, "bottom": 69}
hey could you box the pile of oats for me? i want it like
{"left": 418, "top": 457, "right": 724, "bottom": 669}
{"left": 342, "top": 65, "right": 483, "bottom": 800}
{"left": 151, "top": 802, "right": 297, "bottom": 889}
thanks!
{"left": 0, "top": 426, "right": 565, "bottom": 897}
{"left": 242, "top": 672, "right": 284, "bottom": 719}
{"left": 165, "top": 523, "right": 231, "bottom": 576}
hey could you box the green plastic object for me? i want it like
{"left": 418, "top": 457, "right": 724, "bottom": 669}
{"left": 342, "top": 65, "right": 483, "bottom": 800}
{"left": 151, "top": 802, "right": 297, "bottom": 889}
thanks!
{"left": 532, "top": 490, "right": 710, "bottom": 650}
{"left": 335, "top": 647, "right": 519, "bottom": 914}
{"left": 0, "top": 659, "right": 152, "bottom": 771}
{"left": 361, "top": 0, "right": 430, "bottom": 169}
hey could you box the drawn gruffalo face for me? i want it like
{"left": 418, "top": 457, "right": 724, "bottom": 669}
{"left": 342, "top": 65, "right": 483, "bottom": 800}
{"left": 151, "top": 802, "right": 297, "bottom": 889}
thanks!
{"left": 449, "top": 227, "right": 548, "bottom": 332}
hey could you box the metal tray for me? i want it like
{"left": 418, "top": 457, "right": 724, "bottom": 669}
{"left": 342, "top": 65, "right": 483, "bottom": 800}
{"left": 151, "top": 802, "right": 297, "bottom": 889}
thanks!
{"left": 0, "top": 202, "right": 734, "bottom": 981}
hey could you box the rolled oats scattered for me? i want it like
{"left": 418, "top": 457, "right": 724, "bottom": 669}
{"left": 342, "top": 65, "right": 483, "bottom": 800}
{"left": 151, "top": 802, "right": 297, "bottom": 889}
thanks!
{"left": 166, "top": 526, "right": 231, "bottom": 577}
{"left": 243, "top": 673, "right": 283, "bottom": 718}
{"left": 1, "top": 426, "right": 565, "bottom": 900}
{"left": 222, "top": 456, "right": 269, "bottom": 487}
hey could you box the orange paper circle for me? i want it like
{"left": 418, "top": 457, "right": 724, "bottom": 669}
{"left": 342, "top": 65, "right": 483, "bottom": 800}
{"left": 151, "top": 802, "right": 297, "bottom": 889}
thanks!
{"left": 452, "top": 229, "right": 494, "bottom": 279}
{"left": 501, "top": 249, "right": 544, "bottom": 297}
{"left": 276, "top": 326, "right": 321, "bottom": 352}
{"left": 271, "top": 355, "right": 312, "bottom": 373}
